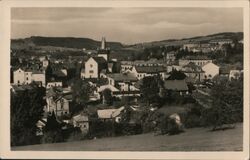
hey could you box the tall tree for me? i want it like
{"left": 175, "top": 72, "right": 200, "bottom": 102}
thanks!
{"left": 140, "top": 76, "right": 163, "bottom": 106}
{"left": 11, "top": 84, "right": 46, "bottom": 146}
{"left": 71, "top": 78, "right": 92, "bottom": 106}
{"left": 102, "top": 88, "right": 113, "bottom": 105}
{"left": 202, "top": 78, "right": 243, "bottom": 130}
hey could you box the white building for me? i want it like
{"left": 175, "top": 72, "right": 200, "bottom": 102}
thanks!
{"left": 84, "top": 57, "right": 107, "bottom": 79}
{"left": 106, "top": 73, "right": 138, "bottom": 92}
{"left": 46, "top": 81, "right": 63, "bottom": 88}
{"left": 229, "top": 70, "right": 243, "bottom": 81}
{"left": 72, "top": 112, "right": 89, "bottom": 135}
{"left": 179, "top": 56, "right": 212, "bottom": 67}
{"left": 131, "top": 66, "right": 166, "bottom": 80}
{"left": 13, "top": 68, "right": 46, "bottom": 87}
{"left": 202, "top": 62, "right": 220, "bottom": 79}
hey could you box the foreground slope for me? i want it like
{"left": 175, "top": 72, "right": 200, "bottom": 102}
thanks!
{"left": 12, "top": 123, "right": 243, "bottom": 151}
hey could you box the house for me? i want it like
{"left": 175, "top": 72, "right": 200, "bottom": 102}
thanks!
{"left": 181, "top": 62, "right": 205, "bottom": 82}
{"left": 179, "top": 56, "right": 212, "bottom": 67}
{"left": 209, "top": 39, "right": 233, "bottom": 46}
{"left": 182, "top": 43, "right": 200, "bottom": 51}
{"left": 131, "top": 66, "right": 166, "bottom": 80}
{"left": 120, "top": 61, "right": 134, "bottom": 73}
{"left": 84, "top": 57, "right": 108, "bottom": 79}
{"left": 164, "top": 51, "right": 176, "bottom": 64}
{"left": 42, "top": 56, "right": 50, "bottom": 68}
{"left": 97, "top": 106, "right": 125, "bottom": 123}
{"left": 45, "top": 88, "right": 73, "bottom": 117}
{"left": 219, "top": 67, "right": 231, "bottom": 78}
{"left": 163, "top": 79, "right": 189, "bottom": 95}
{"left": 120, "top": 59, "right": 164, "bottom": 73}
{"left": 106, "top": 73, "right": 138, "bottom": 91}
{"left": 229, "top": 70, "right": 243, "bottom": 81}
{"left": 46, "top": 81, "right": 63, "bottom": 88}
{"left": 36, "top": 119, "right": 47, "bottom": 136}
{"left": 13, "top": 68, "right": 46, "bottom": 87}
{"left": 72, "top": 112, "right": 89, "bottom": 135}
{"left": 202, "top": 62, "right": 220, "bottom": 79}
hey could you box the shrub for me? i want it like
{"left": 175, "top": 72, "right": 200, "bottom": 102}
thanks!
{"left": 41, "top": 130, "right": 64, "bottom": 143}
{"left": 167, "top": 118, "right": 183, "bottom": 135}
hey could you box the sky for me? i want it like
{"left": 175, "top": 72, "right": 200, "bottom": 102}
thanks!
{"left": 11, "top": 7, "right": 243, "bottom": 44}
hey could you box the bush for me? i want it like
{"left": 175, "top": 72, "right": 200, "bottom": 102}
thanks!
{"left": 183, "top": 104, "right": 203, "bottom": 128}
{"left": 89, "top": 120, "right": 114, "bottom": 138}
{"left": 65, "top": 128, "right": 86, "bottom": 142}
{"left": 41, "top": 130, "right": 64, "bottom": 143}
{"left": 184, "top": 114, "right": 202, "bottom": 128}
{"left": 167, "top": 118, "right": 184, "bottom": 135}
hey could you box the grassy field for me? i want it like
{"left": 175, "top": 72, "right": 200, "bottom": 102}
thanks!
{"left": 12, "top": 123, "right": 243, "bottom": 151}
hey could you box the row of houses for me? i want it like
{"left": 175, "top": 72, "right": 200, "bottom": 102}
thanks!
{"left": 182, "top": 39, "right": 239, "bottom": 53}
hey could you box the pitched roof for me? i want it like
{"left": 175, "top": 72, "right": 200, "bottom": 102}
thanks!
{"left": 164, "top": 80, "right": 188, "bottom": 91}
{"left": 134, "top": 66, "right": 166, "bottom": 73}
{"left": 73, "top": 112, "right": 88, "bottom": 122}
{"left": 107, "top": 73, "right": 138, "bottom": 82}
{"left": 92, "top": 56, "right": 107, "bottom": 64}
{"left": 98, "top": 85, "right": 119, "bottom": 92}
{"left": 182, "top": 62, "right": 204, "bottom": 73}
{"left": 52, "top": 70, "right": 67, "bottom": 77}
{"left": 97, "top": 106, "right": 125, "bottom": 119}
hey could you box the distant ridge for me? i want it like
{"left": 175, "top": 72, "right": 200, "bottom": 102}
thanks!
{"left": 11, "top": 36, "right": 124, "bottom": 50}
{"left": 11, "top": 32, "right": 243, "bottom": 50}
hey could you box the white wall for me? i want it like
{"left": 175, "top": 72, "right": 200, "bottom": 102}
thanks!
{"left": 13, "top": 68, "right": 25, "bottom": 85}
{"left": 85, "top": 58, "right": 98, "bottom": 78}
{"left": 32, "top": 73, "right": 46, "bottom": 86}
{"left": 46, "top": 82, "right": 63, "bottom": 88}
{"left": 202, "top": 62, "right": 219, "bottom": 79}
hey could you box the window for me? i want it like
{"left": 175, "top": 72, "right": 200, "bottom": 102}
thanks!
{"left": 83, "top": 124, "right": 86, "bottom": 128}
{"left": 90, "top": 64, "right": 93, "bottom": 68}
{"left": 17, "top": 80, "right": 20, "bottom": 84}
{"left": 89, "top": 70, "right": 94, "bottom": 74}
{"left": 26, "top": 77, "right": 29, "bottom": 80}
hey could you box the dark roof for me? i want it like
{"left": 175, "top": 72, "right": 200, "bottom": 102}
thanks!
{"left": 183, "top": 62, "right": 204, "bottom": 73}
{"left": 52, "top": 70, "right": 67, "bottom": 77}
{"left": 107, "top": 73, "right": 138, "bottom": 82}
{"left": 181, "top": 56, "right": 211, "bottom": 60}
{"left": 134, "top": 66, "right": 166, "bottom": 73}
{"left": 164, "top": 80, "right": 188, "bottom": 91}
{"left": 92, "top": 57, "right": 107, "bottom": 64}
{"left": 98, "top": 49, "right": 110, "bottom": 55}
{"left": 11, "top": 85, "right": 34, "bottom": 92}
{"left": 219, "top": 68, "right": 231, "bottom": 74}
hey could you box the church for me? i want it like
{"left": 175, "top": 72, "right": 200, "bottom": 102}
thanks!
{"left": 82, "top": 37, "right": 114, "bottom": 79}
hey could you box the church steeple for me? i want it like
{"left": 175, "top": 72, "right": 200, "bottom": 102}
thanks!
{"left": 101, "top": 37, "right": 106, "bottom": 50}
{"left": 98, "top": 36, "right": 110, "bottom": 61}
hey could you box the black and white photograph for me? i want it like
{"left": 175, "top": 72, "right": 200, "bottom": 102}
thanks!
{"left": 0, "top": 0, "right": 249, "bottom": 159}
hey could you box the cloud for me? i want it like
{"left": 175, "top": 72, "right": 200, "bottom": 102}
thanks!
{"left": 11, "top": 7, "right": 243, "bottom": 44}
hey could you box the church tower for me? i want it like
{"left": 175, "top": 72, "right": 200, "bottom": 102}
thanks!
{"left": 98, "top": 36, "right": 110, "bottom": 61}
{"left": 101, "top": 37, "right": 106, "bottom": 50}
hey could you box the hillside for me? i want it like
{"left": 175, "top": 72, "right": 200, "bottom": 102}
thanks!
{"left": 130, "top": 32, "right": 243, "bottom": 48}
{"left": 11, "top": 32, "right": 243, "bottom": 53}
{"left": 12, "top": 123, "right": 242, "bottom": 151}
{"left": 11, "top": 36, "right": 124, "bottom": 50}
